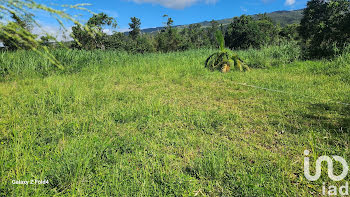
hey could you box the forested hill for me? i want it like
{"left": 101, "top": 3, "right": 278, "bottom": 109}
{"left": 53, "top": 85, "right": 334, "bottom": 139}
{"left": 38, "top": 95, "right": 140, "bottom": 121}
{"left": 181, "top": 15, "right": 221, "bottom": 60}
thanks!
{"left": 141, "top": 9, "right": 303, "bottom": 33}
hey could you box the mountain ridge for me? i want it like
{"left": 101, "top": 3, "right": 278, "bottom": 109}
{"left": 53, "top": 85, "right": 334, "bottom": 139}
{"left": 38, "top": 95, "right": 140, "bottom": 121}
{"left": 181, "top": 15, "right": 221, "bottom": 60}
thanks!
{"left": 141, "top": 9, "right": 303, "bottom": 34}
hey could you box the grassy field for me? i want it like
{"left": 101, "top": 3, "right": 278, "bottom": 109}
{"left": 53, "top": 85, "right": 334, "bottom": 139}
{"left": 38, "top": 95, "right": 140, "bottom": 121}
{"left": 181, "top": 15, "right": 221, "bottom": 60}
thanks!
{"left": 0, "top": 47, "right": 350, "bottom": 196}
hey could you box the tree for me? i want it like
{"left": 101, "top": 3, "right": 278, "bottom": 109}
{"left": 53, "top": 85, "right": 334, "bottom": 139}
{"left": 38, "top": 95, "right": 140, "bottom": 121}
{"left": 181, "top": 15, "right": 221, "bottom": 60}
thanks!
{"left": 155, "top": 15, "right": 181, "bottom": 52}
{"left": 208, "top": 20, "right": 219, "bottom": 48}
{"left": 279, "top": 24, "right": 300, "bottom": 40}
{"left": 300, "top": 0, "right": 350, "bottom": 58}
{"left": 129, "top": 17, "right": 141, "bottom": 40}
{"left": 180, "top": 24, "right": 210, "bottom": 49}
{"left": 132, "top": 36, "right": 156, "bottom": 54}
{"left": 225, "top": 14, "right": 278, "bottom": 49}
{"left": 255, "top": 13, "right": 279, "bottom": 43}
{"left": 163, "top": 15, "right": 174, "bottom": 28}
{"left": 225, "top": 15, "right": 259, "bottom": 49}
{"left": 71, "top": 13, "right": 117, "bottom": 50}
{"left": 105, "top": 32, "right": 128, "bottom": 50}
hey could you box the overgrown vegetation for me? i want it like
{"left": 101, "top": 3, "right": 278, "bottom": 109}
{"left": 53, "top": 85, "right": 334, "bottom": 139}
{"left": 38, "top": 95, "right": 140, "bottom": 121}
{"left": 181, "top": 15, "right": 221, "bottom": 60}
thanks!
{"left": 225, "top": 14, "right": 279, "bottom": 49}
{"left": 237, "top": 40, "right": 301, "bottom": 68}
{"left": 0, "top": 43, "right": 302, "bottom": 80}
{"left": 1, "top": 48, "right": 350, "bottom": 196}
{"left": 1, "top": 0, "right": 350, "bottom": 196}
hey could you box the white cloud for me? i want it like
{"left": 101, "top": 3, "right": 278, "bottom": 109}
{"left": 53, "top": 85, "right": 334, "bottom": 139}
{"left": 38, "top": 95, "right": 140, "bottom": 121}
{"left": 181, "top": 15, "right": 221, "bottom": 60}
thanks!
{"left": 285, "top": 0, "right": 296, "bottom": 6}
{"left": 103, "top": 28, "right": 117, "bottom": 35}
{"left": 32, "top": 25, "right": 73, "bottom": 42}
{"left": 128, "top": 0, "right": 218, "bottom": 9}
{"left": 118, "top": 27, "right": 131, "bottom": 32}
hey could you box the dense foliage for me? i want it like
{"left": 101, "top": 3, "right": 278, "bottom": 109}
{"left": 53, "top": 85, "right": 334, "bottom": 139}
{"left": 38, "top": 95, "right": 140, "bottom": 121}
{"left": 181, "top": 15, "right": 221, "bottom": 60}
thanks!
{"left": 54, "top": 12, "right": 298, "bottom": 55}
{"left": 129, "top": 17, "right": 141, "bottom": 40}
{"left": 155, "top": 16, "right": 182, "bottom": 52}
{"left": 225, "top": 14, "right": 279, "bottom": 49}
{"left": 71, "top": 13, "right": 117, "bottom": 50}
{"left": 300, "top": 0, "right": 350, "bottom": 58}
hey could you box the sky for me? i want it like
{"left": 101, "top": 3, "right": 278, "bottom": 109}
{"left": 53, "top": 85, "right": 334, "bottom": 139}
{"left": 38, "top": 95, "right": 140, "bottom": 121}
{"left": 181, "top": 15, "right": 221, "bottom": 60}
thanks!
{"left": 31, "top": 0, "right": 308, "bottom": 39}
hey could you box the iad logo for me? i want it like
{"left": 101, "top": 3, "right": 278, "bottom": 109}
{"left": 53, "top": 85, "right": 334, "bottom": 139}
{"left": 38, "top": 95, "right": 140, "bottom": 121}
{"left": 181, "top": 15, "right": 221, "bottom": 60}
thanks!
{"left": 304, "top": 150, "right": 349, "bottom": 181}
{"left": 304, "top": 150, "right": 349, "bottom": 196}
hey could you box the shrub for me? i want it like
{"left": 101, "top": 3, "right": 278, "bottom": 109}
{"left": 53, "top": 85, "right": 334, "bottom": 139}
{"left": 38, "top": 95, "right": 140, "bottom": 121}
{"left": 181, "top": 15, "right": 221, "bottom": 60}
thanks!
{"left": 205, "top": 31, "right": 249, "bottom": 72}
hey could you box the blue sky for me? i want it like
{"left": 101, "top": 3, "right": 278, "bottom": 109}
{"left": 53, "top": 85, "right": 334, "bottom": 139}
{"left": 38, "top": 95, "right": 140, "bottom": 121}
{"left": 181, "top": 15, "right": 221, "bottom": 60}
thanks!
{"left": 33, "top": 0, "right": 308, "bottom": 38}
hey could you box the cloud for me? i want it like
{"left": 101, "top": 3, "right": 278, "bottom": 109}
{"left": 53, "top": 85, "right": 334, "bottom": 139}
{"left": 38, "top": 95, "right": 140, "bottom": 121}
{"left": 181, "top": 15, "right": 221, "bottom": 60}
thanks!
{"left": 128, "top": 0, "right": 218, "bottom": 9}
{"left": 285, "top": 0, "right": 296, "bottom": 6}
{"left": 32, "top": 25, "right": 73, "bottom": 41}
{"left": 118, "top": 27, "right": 131, "bottom": 32}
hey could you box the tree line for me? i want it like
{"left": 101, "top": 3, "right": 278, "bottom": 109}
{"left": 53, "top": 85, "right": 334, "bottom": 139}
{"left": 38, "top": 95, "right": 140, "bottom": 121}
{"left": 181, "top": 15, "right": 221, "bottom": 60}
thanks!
{"left": 68, "top": 13, "right": 300, "bottom": 54}
{"left": 0, "top": 0, "right": 349, "bottom": 59}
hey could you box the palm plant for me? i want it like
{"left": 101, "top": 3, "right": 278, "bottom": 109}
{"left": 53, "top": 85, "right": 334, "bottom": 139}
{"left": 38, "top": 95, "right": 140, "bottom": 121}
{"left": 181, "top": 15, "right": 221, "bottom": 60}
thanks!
{"left": 205, "top": 30, "right": 249, "bottom": 72}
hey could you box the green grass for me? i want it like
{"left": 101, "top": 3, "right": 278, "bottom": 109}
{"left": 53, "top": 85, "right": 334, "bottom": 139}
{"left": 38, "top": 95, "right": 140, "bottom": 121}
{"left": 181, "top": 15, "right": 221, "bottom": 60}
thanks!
{"left": 0, "top": 47, "right": 349, "bottom": 196}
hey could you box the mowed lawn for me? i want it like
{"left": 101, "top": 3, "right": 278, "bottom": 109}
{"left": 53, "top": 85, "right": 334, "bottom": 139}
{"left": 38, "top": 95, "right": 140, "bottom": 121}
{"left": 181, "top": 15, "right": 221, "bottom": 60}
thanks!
{"left": 0, "top": 49, "right": 349, "bottom": 196}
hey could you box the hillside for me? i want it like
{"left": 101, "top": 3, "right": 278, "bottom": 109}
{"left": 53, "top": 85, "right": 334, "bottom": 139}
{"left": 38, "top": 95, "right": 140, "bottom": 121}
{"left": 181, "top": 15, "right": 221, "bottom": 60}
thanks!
{"left": 142, "top": 9, "right": 303, "bottom": 34}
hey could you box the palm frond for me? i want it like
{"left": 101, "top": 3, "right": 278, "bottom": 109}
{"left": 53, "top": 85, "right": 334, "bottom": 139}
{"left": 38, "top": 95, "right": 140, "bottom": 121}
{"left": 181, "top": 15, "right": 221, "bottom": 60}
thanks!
{"left": 215, "top": 30, "right": 225, "bottom": 51}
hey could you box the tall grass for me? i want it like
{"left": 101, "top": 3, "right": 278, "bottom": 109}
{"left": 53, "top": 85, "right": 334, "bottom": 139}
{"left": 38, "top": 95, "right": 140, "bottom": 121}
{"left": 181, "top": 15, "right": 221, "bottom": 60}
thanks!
{"left": 0, "top": 49, "right": 128, "bottom": 80}
{"left": 0, "top": 42, "right": 303, "bottom": 81}
{"left": 0, "top": 47, "right": 349, "bottom": 196}
{"left": 237, "top": 41, "right": 301, "bottom": 68}
{"left": 301, "top": 45, "right": 350, "bottom": 83}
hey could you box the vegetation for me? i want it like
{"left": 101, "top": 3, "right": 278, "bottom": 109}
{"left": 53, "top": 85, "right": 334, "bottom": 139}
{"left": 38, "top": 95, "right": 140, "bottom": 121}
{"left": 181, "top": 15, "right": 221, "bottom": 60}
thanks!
{"left": 3, "top": 1, "right": 347, "bottom": 61}
{"left": 225, "top": 14, "right": 279, "bottom": 49}
{"left": 1, "top": 0, "right": 350, "bottom": 196}
{"left": 279, "top": 24, "right": 300, "bottom": 40}
{"left": 205, "top": 31, "right": 249, "bottom": 72}
{"left": 129, "top": 17, "right": 141, "bottom": 40}
{"left": 300, "top": 0, "right": 350, "bottom": 58}
{"left": 0, "top": 0, "right": 90, "bottom": 69}
{"left": 71, "top": 13, "right": 117, "bottom": 50}
{"left": 1, "top": 46, "right": 350, "bottom": 196}
{"left": 155, "top": 15, "right": 182, "bottom": 52}
{"left": 0, "top": 13, "right": 35, "bottom": 50}
{"left": 237, "top": 40, "right": 301, "bottom": 68}
{"left": 140, "top": 9, "right": 304, "bottom": 34}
